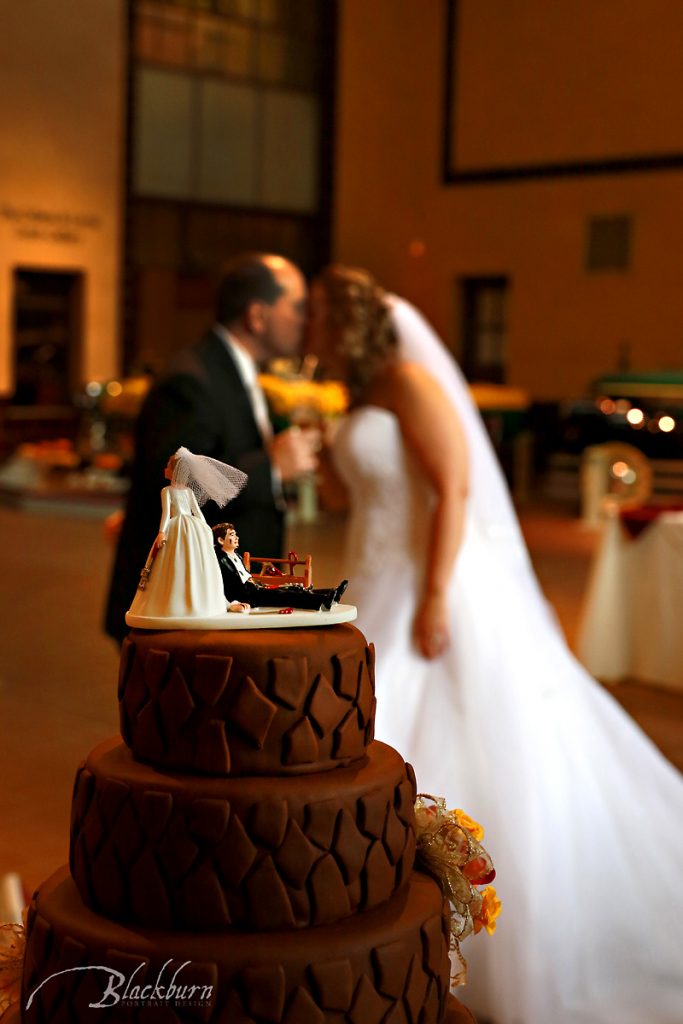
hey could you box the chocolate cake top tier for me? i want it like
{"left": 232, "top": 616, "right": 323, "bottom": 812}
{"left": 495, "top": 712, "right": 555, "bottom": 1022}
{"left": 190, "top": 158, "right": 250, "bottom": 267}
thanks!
{"left": 118, "top": 624, "right": 375, "bottom": 776}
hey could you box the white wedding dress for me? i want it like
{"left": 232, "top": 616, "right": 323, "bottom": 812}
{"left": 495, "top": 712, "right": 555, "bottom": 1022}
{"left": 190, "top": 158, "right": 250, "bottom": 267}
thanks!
{"left": 128, "top": 484, "right": 226, "bottom": 619}
{"left": 332, "top": 298, "right": 683, "bottom": 1024}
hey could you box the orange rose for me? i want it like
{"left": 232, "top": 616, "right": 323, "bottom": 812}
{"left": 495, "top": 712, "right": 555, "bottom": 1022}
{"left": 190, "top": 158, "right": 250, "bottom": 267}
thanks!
{"left": 455, "top": 809, "right": 485, "bottom": 841}
{"left": 473, "top": 886, "right": 502, "bottom": 936}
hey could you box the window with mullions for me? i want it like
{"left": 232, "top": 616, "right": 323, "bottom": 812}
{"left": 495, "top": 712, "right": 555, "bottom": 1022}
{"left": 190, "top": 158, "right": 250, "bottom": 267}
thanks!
{"left": 132, "top": 0, "right": 323, "bottom": 210}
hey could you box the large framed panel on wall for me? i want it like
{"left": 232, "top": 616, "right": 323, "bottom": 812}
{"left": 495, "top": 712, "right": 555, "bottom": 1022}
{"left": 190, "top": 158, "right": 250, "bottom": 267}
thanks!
{"left": 443, "top": 0, "right": 683, "bottom": 183}
{"left": 134, "top": 68, "right": 194, "bottom": 197}
{"left": 262, "top": 91, "right": 319, "bottom": 211}
{"left": 198, "top": 80, "right": 259, "bottom": 204}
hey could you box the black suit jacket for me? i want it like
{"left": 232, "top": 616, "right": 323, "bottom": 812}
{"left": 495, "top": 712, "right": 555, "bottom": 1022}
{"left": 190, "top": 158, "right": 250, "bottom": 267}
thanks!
{"left": 104, "top": 329, "right": 284, "bottom": 641}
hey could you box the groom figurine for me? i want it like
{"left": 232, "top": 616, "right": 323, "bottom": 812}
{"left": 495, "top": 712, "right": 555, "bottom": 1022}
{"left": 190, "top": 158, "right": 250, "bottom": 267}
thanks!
{"left": 213, "top": 523, "right": 347, "bottom": 611}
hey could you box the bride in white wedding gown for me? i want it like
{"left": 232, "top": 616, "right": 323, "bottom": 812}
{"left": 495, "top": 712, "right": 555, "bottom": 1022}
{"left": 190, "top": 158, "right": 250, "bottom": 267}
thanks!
{"left": 310, "top": 266, "right": 683, "bottom": 1024}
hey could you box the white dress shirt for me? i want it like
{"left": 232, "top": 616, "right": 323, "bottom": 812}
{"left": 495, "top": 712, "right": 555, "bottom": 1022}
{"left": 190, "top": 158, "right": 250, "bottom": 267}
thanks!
{"left": 213, "top": 323, "right": 273, "bottom": 442}
{"left": 227, "top": 550, "right": 252, "bottom": 583}
{"left": 214, "top": 323, "right": 283, "bottom": 503}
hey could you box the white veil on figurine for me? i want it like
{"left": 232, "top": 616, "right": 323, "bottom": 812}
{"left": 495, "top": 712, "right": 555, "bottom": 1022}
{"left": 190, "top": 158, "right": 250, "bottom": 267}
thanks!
{"left": 172, "top": 446, "right": 247, "bottom": 507}
{"left": 334, "top": 294, "right": 683, "bottom": 1024}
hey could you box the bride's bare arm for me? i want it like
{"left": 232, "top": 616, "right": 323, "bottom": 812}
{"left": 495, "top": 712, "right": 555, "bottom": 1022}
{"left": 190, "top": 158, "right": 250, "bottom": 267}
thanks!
{"left": 388, "top": 362, "right": 469, "bottom": 659}
{"left": 157, "top": 486, "right": 172, "bottom": 546}
{"left": 317, "top": 420, "right": 350, "bottom": 512}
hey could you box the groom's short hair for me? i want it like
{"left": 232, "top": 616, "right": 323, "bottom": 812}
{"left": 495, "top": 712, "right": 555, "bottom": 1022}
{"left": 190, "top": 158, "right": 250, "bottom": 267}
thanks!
{"left": 216, "top": 254, "right": 284, "bottom": 326}
{"left": 212, "top": 522, "right": 235, "bottom": 545}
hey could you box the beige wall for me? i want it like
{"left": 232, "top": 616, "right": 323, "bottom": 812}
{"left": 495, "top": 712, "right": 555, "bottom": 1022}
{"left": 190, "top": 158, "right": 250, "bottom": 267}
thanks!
{"left": 334, "top": 0, "right": 683, "bottom": 400}
{"left": 0, "top": 1, "right": 126, "bottom": 396}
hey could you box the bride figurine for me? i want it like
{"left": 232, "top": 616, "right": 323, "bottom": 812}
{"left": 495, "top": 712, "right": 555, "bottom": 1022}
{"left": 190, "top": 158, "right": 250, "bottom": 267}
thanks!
{"left": 309, "top": 265, "right": 683, "bottom": 1024}
{"left": 127, "top": 447, "right": 247, "bottom": 620}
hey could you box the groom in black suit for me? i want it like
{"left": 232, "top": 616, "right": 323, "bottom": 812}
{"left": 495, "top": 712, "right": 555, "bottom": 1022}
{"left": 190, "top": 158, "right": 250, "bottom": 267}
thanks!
{"left": 213, "top": 523, "right": 348, "bottom": 611}
{"left": 104, "top": 253, "right": 319, "bottom": 643}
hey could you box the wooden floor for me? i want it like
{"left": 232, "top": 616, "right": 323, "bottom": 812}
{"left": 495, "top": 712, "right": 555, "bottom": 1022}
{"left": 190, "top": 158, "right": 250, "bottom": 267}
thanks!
{"left": 0, "top": 499, "right": 681, "bottom": 900}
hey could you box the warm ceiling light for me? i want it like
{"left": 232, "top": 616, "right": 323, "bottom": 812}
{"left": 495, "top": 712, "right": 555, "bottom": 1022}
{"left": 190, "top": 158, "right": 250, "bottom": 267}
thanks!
{"left": 626, "top": 408, "right": 644, "bottom": 426}
{"left": 658, "top": 415, "right": 675, "bottom": 433}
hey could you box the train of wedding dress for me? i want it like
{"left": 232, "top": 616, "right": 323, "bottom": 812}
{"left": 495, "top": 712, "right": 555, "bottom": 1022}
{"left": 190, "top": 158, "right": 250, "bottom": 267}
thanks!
{"left": 331, "top": 297, "right": 683, "bottom": 1024}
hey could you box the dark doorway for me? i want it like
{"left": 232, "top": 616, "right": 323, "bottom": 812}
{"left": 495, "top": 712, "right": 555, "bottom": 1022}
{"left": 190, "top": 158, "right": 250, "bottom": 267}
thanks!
{"left": 460, "top": 276, "right": 509, "bottom": 383}
{"left": 12, "top": 269, "right": 84, "bottom": 406}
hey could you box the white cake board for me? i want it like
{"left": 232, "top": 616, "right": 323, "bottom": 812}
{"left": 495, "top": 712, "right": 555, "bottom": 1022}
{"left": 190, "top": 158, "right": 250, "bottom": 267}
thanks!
{"left": 125, "top": 603, "right": 357, "bottom": 631}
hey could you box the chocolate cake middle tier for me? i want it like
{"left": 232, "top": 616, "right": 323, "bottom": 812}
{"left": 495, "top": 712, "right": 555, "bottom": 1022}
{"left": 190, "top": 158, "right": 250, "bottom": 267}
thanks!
{"left": 70, "top": 738, "right": 417, "bottom": 930}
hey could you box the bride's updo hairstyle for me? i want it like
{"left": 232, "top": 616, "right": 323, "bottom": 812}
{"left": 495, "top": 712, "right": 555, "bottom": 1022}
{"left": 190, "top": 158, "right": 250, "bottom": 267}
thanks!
{"left": 317, "top": 265, "right": 397, "bottom": 401}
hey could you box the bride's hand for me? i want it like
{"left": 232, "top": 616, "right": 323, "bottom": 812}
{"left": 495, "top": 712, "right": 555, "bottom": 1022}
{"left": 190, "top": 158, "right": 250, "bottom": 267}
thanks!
{"left": 156, "top": 531, "right": 166, "bottom": 547}
{"left": 413, "top": 594, "right": 450, "bottom": 659}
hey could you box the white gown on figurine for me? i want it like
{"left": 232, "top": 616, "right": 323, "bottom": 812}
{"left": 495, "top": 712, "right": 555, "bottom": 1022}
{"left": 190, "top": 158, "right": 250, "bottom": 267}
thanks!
{"left": 128, "top": 484, "right": 226, "bottom": 618}
{"left": 332, "top": 298, "right": 683, "bottom": 1024}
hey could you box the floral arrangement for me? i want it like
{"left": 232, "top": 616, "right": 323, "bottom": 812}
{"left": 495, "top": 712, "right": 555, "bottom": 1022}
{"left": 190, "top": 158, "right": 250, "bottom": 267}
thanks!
{"left": 258, "top": 373, "right": 349, "bottom": 423}
{"left": 16, "top": 439, "right": 80, "bottom": 469}
{"left": 0, "top": 923, "right": 24, "bottom": 1016}
{"left": 414, "top": 795, "right": 501, "bottom": 985}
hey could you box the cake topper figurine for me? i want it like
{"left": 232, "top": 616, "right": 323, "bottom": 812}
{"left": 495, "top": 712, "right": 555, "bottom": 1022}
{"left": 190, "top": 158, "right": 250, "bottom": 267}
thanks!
{"left": 213, "top": 523, "right": 348, "bottom": 612}
{"left": 128, "top": 447, "right": 247, "bottom": 620}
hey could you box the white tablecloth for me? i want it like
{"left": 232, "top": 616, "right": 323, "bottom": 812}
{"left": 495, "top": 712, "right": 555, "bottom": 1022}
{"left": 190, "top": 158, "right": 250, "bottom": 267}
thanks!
{"left": 577, "top": 511, "right": 683, "bottom": 689}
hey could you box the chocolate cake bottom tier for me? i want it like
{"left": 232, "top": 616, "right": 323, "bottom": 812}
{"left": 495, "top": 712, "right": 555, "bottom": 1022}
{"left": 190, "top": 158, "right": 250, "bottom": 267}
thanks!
{"left": 443, "top": 995, "right": 477, "bottom": 1023}
{"left": 23, "top": 867, "right": 451, "bottom": 1024}
{"left": 2, "top": 988, "right": 478, "bottom": 1024}
{"left": 70, "top": 738, "right": 417, "bottom": 931}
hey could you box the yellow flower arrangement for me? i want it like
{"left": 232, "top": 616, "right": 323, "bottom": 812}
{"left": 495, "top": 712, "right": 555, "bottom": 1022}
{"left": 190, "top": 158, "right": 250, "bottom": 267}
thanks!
{"left": 258, "top": 374, "right": 349, "bottom": 419}
{"left": 414, "top": 794, "right": 500, "bottom": 987}
{"left": 0, "top": 922, "right": 25, "bottom": 1016}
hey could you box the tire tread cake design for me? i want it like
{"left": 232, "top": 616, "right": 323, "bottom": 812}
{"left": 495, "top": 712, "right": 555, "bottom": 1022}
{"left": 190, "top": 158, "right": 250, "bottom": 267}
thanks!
{"left": 69, "top": 738, "right": 417, "bottom": 929}
{"left": 20, "top": 623, "right": 473, "bottom": 1023}
{"left": 118, "top": 626, "right": 376, "bottom": 775}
